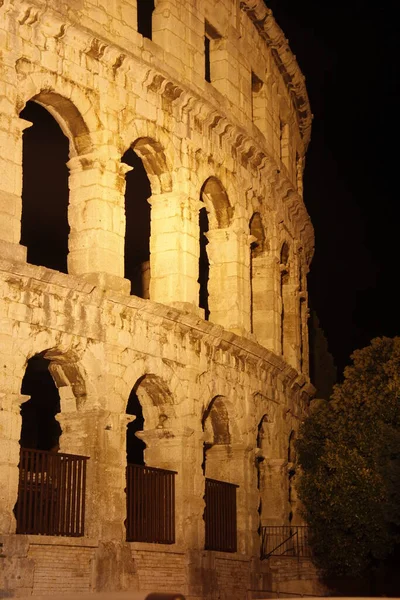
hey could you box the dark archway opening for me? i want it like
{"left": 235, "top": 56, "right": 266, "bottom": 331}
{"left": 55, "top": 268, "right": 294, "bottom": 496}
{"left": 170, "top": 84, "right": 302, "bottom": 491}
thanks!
{"left": 20, "top": 355, "right": 62, "bottom": 451}
{"left": 20, "top": 101, "right": 69, "bottom": 273}
{"left": 122, "top": 148, "right": 151, "bottom": 298}
{"left": 199, "top": 206, "right": 210, "bottom": 320}
{"left": 126, "top": 388, "right": 146, "bottom": 465}
{"left": 137, "top": 0, "right": 155, "bottom": 40}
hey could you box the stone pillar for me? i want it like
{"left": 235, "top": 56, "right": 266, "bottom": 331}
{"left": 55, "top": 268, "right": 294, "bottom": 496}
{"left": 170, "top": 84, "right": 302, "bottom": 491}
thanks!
{"left": 149, "top": 193, "right": 201, "bottom": 313}
{"left": 206, "top": 227, "right": 252, "bottom": 335}
{"left": 139, "top": 427, "right": 205, "bottom": 550}
{"left": 152, "top": 1, "right": 204, "bottom": 79}
{"left": 252, "top": 254, "right": 280, "bottom": 352}
{"left": 67, "top": 152, "right": 131, "bottom": 294}
{"left": 0, "top": 114, "right": 30, "bottom": 262}
{"left": 0, "top": 392, "right": 29, "bottom": 534}
{"left": 282, "top": 280, "right": 300, "bottom": 369}
{"left": 58, "top": 409, "right": 130, "bottom": 541}
{"left": 259, "top": 458, "right": 288, "bottom": 526}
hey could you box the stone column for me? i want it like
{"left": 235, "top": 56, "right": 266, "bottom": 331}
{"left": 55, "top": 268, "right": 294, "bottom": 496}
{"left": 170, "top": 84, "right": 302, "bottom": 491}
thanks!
{"left": 0, "top": 114, "right": 30, "bottom": 262}
{"left": 259, "top": 458, "right": 288, "bottom": 526}
{"left": 67, "top": 152, "right": 131, "bottom": 294}
{"left": 149, "top": 193, "right": 202, "bottom": 313}
{"left": 252, "top": 254, "right": 280, "bottom": 352}
{"left": 0, "top": 392, "right": 29, "bottom": 534}
{"left": 206, "top": 227, "right": 252, "bottom": 335}
{"left": 139, "top": 427, "right": 205, "bottom": 550}
{"left": 282, "top": 280, "right": 300, "bottom": 369}
{"left": 58, "top": 409, "right": 130, "bottom": 541}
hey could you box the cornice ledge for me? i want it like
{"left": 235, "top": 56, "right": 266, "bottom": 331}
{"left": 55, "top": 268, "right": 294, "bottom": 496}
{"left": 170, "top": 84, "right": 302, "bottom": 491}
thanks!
{"left": 240, "top": 0, "right": 312, "bottom": 149}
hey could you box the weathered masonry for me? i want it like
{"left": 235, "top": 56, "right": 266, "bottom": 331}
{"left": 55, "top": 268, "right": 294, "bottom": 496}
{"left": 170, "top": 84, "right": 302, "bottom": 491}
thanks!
{"left": 0, "top": 0, "right": 319, "bottom": 598}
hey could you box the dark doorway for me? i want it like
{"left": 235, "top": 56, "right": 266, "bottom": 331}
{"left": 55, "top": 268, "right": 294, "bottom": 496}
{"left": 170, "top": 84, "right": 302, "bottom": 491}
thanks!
{"left": 20, "top": 101, "right": 70, "bottom": 273}
{"left": 199, "top": 206, "right": 210, "bottom": 319}
{"left": 126, "top": 389, "right": 146, "bottom": 465}
{"left": 20, "top": 355, "right": 61, "bottom": 451}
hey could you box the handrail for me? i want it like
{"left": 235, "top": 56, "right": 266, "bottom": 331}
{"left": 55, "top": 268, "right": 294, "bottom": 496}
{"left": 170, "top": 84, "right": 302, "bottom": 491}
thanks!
{"left": 262, "top": 529, "right": 297, "bottom": 560}
{"left": 260, "top": 525, "right": 311, "bottom": 560}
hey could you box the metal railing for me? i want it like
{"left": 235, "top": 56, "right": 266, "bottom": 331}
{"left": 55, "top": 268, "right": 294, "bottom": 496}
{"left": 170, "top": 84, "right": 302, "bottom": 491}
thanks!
{"left": 204, "top": 478, "right": 238, "bottom": 553}
{"left": 16, "top": 447, "right": 88, "bottom": 536}
{"left": 261, "top": 525, "right": 311, "bottom": 560}
{"left": 126, "top": 463, "right": 176, "bottom": 544}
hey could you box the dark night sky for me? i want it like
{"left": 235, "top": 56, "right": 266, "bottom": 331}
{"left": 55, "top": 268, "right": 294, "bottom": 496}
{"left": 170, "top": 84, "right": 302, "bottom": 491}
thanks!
{"left": 267, "top": 0, "right": 400, "bottom": 377}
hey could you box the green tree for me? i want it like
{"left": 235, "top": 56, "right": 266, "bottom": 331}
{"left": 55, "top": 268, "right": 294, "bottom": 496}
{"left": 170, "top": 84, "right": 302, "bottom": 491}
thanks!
{"left": 297, "top": 337, "right": 400, "bottom": 583}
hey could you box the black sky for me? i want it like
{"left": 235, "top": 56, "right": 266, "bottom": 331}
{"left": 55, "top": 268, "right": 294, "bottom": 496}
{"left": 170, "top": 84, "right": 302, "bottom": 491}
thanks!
{"left": 267, "top": 0, "right": 400, "bottom": 377}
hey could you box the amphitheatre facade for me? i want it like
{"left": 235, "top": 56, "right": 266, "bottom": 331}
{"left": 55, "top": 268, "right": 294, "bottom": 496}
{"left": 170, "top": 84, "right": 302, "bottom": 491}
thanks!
{"left": 0, "top": 0, "right": 318, "bottom": 598}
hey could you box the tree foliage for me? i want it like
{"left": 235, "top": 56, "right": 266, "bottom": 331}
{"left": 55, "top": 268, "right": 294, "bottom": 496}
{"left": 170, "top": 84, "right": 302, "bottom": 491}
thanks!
{"left": 297, "top": 337, "right": 400, "bottom": 579}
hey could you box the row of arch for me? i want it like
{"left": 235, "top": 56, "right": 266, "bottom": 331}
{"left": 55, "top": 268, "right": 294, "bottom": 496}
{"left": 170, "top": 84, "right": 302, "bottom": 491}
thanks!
{"left": 19, "top": 351, "right": 299, "bottom": 531}
{"left": 19, "top": 98, "right": 306, "bottom": 365}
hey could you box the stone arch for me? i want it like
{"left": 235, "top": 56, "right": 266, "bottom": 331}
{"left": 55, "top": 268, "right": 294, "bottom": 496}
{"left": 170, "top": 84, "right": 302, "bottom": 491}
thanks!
{"left": 120, "top": 119, "right": 174, "bottom": 194}
{"left": 16, "top": 72, "right": 96, "bottom": 157}
{"left": 17, "top": 83, "right": 96, "bottom": 273}
{"left": 202, "top": 395, "right": 231, "bottom": 446}
{"left": 18, "top": 345, "right": 90, "bottom": 456}
{"left": 133, "top": 373, "right": 175, "bottom": 430}
{"left": 120, "top": 357, "right": 185, "bottom": 422}
{"left": 200, "top": 176, "right": 233, "bottom": 230}
{"left": 249, "top": 212, "right": 267, "bottom": 335}
{"left": 131, "top": 136, "right": 172, "bottom": 195}
{"left": 126, "top": 373, "right": 175, "bottom": 466}
{"left": 22, "top": 346, "right": 90, "bottom": 413}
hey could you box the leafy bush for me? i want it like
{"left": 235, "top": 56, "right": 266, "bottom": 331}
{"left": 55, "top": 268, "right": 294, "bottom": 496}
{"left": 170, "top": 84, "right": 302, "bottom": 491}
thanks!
{"left": 297, "top": 337, "right": 400, "bottom": 578}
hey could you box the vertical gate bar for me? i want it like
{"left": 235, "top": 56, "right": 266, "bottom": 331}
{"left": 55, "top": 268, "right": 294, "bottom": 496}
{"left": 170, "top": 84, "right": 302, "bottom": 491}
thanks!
{"left": 75, "top": 457, "right": 82, "bottom": 535}
{"left": 32, "top": 450, "right": 40, "bottom": 534}
{"left": 43, "top": 451, "right": 48, "bottom": 534}
{"left": 81, "top": 458, "right": 87, "bottom": 536}
{"left": 70, "top": 458, "right": 77, "bottom": 536}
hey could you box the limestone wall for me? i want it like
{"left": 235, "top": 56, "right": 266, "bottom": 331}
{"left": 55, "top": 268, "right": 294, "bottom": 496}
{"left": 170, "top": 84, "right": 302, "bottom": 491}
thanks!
{"left": 0, "top": 0, "right": 316, "bottom": 598}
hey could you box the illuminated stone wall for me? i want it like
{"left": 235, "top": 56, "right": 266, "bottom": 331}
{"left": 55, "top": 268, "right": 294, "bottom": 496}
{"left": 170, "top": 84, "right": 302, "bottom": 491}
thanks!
{"left": 0, "top": 0, "right": 316, "bottom": 598}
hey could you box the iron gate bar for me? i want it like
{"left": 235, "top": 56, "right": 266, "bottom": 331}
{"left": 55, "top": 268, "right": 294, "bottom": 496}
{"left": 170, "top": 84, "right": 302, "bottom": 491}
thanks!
{"left": 204, "top": 478, "right": 239, "bottom": 553}
{"left": 16, "top": 448, "right": 88, "bottom": 537}
{"left": 126, "top": 463, "right": 177, "bottom": 544}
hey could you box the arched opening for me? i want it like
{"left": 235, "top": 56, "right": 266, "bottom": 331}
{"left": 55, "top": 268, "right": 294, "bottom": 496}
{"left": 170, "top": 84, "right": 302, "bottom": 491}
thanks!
{"left": 122, "top": 148, "right": 151, "bottom": 298}
{"left": 16, "top": 352, "right": 88, "bottom": 538}
{"left": 199, "top": 178, "right": 232, "bottom": 323}
{"left": 202, "top": 396, "right": 237, "bottom": 552}
{"left": 280, "top": 242, "right": 290, "bottom": 356}
{"left": 125, "top": 374, "right": 176, "bottom": 544}
{"left": 20, "top": 354, "right": 61, "bottom": 451}
{"left": 20, "top": 101, "right": 69, "bottom": 273}
{"left": 249, "top": 213, "right": 266, "bottom": 334}
{"left": 126, "top": 386, "right": 146, "bottom": 466}
{"left": 202, "top": 396, "right": 231, "bottom": 475}
{"left": 199, "top": 206, "right": 210, "bottom": 319}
